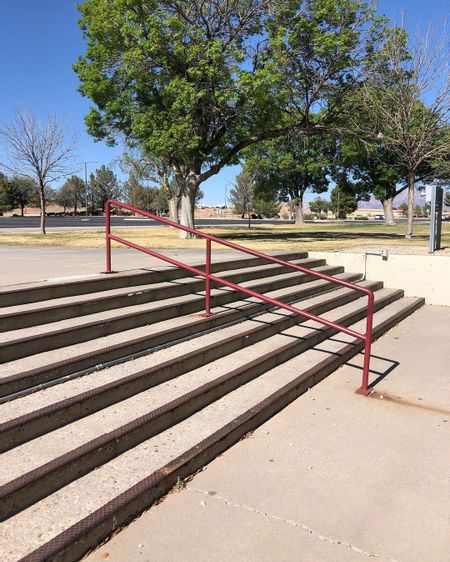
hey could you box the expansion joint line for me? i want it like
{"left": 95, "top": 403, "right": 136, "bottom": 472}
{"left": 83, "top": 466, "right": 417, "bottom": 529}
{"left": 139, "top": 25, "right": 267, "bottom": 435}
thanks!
{"left": 187, "top": 486, "right": 400, "bottom": 562}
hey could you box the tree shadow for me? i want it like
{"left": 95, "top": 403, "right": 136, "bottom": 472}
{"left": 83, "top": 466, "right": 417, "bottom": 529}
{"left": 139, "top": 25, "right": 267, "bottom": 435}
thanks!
{"left": 216, "top": 230, "right": 429, "bottom": 243}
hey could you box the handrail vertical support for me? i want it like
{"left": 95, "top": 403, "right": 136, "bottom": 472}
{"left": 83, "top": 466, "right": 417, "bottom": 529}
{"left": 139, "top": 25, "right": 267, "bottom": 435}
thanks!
{"left": 203, "top": 238, "right": 212, "bottom": 316}
{"left": 105, "top": 201, "right": 112, "bottom": 274}
{"left": 356, "top": 291, "right": 374, "bottom": 395}
{"left": 104, "top": 200, "right": 376, "bottom": 395}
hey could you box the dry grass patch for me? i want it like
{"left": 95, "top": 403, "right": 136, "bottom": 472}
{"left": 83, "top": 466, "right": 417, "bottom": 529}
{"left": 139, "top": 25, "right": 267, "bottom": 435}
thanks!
{"left": 0, "top": 222, "right": 449, "bottom": 252}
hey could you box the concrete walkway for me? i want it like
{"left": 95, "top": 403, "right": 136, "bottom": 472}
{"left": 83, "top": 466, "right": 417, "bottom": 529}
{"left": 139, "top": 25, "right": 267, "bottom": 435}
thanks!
{"left": 85, "top": 305, "right": 450, "bottom": 562}
{"left": 0, "top": 247, "right": 241, "bottom": 286}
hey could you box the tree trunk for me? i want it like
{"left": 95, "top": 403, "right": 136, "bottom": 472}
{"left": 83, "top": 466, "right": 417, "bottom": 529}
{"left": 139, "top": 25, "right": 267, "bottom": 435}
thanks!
{"left": 20, "top": 203, "right": 25, "bottom": 217}
{"left": 39, "top": 187, "right": 46, "bottom": 235}
{"left": 179, "top": 192, "right": 196, "bottom": 237}
{"left": 382, "top": 197, "right": 395, "bottom": 225}
{"left": 406, "top": 172, "right": 415, "bottom": 240}
{"left": 294, "top": 195, "right": 305, "bottom": 224}
{"left": 179, "top": 172, "right": 199, "bottom": 238}
{"left": 74, "top": 200, "right": 78, "bottom": 216}
{"left": 168, "top": 197, "right": 179, "bottom": 223}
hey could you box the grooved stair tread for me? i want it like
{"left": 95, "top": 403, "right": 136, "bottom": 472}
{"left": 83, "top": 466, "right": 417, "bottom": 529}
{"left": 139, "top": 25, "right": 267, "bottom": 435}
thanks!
{"left": 0, "top": 272, "right": 359, "bottom": 381}
{"left": 0, "top": 270, "right": 143, "bottom": 296}
{"left": 0, "top": 252, "right": 307, "bottom": 299}
{"left": 0, "top": 258, "right": 316, "bottom": 318}
{"left": 0, "top": 297, "right": 423, "bottom": 562}
{"left": 0, "top": 287, "right": 397, "bottom": 484}
{"left": 0, "top": 281, "right": 380, "bottom": 428}
{"left": 0, "top": 264, "right": 339, "bottom": 345}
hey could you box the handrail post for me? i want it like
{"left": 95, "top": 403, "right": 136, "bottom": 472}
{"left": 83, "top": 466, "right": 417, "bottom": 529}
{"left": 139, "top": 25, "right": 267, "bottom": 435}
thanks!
{"left": 105, "top": 199, "right": 377, "bottom": 397}
{"left": 204, "top": 238, "right": 212, "bottom": 316}
{"left": 106, "top": 201, "right": 112, "bottom": 273}
{"left": 357, "top": 291, "right": 374, "bottom": 395}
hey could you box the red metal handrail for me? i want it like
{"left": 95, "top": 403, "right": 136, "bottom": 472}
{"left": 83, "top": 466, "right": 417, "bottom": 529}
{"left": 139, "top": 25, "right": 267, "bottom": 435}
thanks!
{"left": 105, "top": 199, "right": 374, "bottom": 394}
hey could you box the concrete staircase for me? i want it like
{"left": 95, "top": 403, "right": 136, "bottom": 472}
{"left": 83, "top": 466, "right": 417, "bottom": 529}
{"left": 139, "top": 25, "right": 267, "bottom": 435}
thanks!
{"left": 0, "top": 251, "right": 424, "bottom": 562}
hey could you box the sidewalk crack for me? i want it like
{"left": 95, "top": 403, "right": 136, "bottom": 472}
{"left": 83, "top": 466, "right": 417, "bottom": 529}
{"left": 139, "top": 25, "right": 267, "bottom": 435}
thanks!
{"left": 187, "top": 486, "right": 400, "bottom": 561}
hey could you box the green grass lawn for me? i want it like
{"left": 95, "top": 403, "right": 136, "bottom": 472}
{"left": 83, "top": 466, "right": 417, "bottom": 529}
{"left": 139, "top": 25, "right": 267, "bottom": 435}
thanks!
{"left": 0, "top": 222, "right": 448, "bottom": 252}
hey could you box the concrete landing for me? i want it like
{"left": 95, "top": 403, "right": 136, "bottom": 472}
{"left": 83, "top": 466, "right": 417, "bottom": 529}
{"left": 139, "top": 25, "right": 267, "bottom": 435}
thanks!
{"left": 0, "top": 247, "right": 242, "bottom": 285}
{"left": 86, "top": 305, "right": 450, "bottom": 562}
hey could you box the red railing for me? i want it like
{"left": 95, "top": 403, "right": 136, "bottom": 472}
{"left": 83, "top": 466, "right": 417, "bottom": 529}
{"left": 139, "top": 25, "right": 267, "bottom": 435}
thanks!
{"left": 105, "top": 200, "right": 374, "bottom": 394}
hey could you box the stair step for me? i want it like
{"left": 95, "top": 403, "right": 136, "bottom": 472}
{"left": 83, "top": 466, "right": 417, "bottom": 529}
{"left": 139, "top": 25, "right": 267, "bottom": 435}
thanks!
{"left": 0, "top": 251, "right": 308, "bottom": 307}
{"left": 0, "top": 296, "right": 424, "bottom": 562}
{"left": 0, "top": 257, "right": 319, "bottom": 331}
{"left": 0, "top": 271, "right": 361, "bottom": 397}
{"left": 0, "top": 263, "right": 343, "bottom": 363}
{"left": 0, "top": 285, "right": 399, "bottom": 520}
{"left": 0, "top": 280, "right": 384, "bottom": 450}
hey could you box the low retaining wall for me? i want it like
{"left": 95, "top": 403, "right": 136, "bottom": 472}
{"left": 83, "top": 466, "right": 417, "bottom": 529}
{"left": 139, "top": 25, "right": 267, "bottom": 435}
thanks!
{"left": 309, "top": 251, "right": 450, "bottom": 307}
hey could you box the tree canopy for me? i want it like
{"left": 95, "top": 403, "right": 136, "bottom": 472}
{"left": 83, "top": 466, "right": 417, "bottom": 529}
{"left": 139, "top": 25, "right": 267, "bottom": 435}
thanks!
{"left": 229, "top": 172, "right": 254, "bottom": 221}
{"left": 75, "top": 0, "right": 385, "bottom": 233}
{"left": 90, "top": 165, "right": 122, "bottom": 213}
{"left": 244, "top": 135, "right": 330, "bottom": 223}
{"left": 57, "top": 175, "right": 85, "bottom": 215}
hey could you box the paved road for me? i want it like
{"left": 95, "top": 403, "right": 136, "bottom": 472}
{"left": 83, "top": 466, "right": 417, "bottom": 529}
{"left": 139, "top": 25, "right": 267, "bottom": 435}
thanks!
{"left": 0, "top": 216, "right": 293, "bottom": 229}
{"left": 0, "top": 216, "right": 428, "bottom": 230}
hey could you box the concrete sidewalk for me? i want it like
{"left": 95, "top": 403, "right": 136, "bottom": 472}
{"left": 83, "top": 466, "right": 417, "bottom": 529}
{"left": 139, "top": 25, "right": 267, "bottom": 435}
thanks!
{"left": 86, "top": 305, "right": 450, "bottom": 562}
{"left": 1, "top": 246, "right": 242, "bottom": 286}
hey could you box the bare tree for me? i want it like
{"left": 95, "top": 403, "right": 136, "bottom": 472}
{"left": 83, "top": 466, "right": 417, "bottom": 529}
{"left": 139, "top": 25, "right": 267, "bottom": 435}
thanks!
{"left": 0, "top": 109, "right": 76, "bottom": 234}
{"left": 359, "top": 25, "right": 450, "bottom": 239}
{"left": 119, "top": 148, "right": 181, "bottom": 223}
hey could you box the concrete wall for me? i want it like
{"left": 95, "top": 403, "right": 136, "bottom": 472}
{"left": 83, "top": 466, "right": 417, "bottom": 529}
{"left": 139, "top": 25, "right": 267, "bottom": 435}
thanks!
{"left": 309, "top": 251, "right": 450, "bottom": 306}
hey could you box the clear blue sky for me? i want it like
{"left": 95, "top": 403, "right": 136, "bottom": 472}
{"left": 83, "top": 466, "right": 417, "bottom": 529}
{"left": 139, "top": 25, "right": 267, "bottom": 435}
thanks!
{"left": 0, "top": 0, "right": 447, "bottom": 205}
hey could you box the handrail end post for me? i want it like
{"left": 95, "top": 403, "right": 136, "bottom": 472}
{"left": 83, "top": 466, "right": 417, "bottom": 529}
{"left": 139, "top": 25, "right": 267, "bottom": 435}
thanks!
{"left": 204, "top": 238, "right": 212, "bottom": 317}
{"left": 105, "top": 200, "right": 112, "bottom": 274}
{"left": 356, "top": 383, "right": 371, "bottom": 396}
{"left": 356, "top": 291, "right": 374, "bottom": 396}
{"left": 356, "top": 338, "right": 372, "bottom": 395}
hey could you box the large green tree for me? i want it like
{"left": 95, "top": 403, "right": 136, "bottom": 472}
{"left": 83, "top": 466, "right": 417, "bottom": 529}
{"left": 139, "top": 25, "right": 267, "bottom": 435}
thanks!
{"left": 0, "top": 176, "right": 36, "bottom": 216}
{"left": 57, "top": 175, "right": 85, "bottom": 215}
{"left": 75, "top": 0, "right": 384, "bottom": 235}
{"left": 330, "top": 175, "right": 358, "bottom": 218}
{"left": 0, "top": 173, "right": 10, "bottom": 213}
{"left": 336, "top": 138, "right": 404, "bottom": 224}
{"left": 90, "top": 165, "right": 122, "bottom": 213}
{"left": 230, "top": 172, "right": 254, "bottom": 223}
{"left": 309, "top": 196, "right": 330, "bottom": 219}
{"left": 244, "top": 135, "right": 330, "bottom": 223}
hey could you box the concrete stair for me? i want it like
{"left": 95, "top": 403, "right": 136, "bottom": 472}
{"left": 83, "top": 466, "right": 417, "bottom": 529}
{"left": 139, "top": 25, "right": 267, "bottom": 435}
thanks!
{"left": 0, "top": 251, "right": 424, "bottom": 562}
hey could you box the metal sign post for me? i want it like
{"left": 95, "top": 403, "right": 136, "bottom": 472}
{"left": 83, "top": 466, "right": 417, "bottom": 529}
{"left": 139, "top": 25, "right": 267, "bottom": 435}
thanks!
{"left": 426, "top": 185, "right": 443, "bottom": 253}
